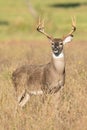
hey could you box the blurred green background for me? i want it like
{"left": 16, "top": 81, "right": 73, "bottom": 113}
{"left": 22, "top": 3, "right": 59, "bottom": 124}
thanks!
{"left": 0, "top": 0, "right": 87, "bottom": 41}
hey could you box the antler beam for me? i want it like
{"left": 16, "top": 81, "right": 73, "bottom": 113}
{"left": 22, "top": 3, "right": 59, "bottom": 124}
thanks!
{"left": 64, "top": 16, "right": 76, "bottom": 38}
{"left": 37, "top": 18, "right": 53, "bottom": 40}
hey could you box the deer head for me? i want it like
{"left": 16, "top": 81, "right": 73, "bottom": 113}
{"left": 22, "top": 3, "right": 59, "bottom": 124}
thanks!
{"left": 37, "top": 17, "right": 76, "bottom": 56}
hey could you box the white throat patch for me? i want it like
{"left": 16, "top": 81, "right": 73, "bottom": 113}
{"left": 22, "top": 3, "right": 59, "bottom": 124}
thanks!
{"left": 52, "top": 52, "right": 64, "bottom": 59}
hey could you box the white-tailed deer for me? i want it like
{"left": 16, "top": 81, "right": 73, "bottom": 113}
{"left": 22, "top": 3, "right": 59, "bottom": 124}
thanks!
{"left": 12, "top": 17, "right": 76, "bottom": 107}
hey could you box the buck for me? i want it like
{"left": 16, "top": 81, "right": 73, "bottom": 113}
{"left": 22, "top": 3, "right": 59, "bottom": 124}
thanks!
{"left": 12, "top": 17, "right": 76, "bottom": 107}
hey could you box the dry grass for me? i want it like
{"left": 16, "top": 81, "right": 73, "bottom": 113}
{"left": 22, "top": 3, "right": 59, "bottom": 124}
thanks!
{"left": 0, "top": 40, "right": 87, "bottom": 130}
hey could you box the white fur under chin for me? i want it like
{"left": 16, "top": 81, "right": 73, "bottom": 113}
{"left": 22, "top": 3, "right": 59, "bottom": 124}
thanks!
{"left": 52, "top": 52, "right": 64, "bottom": 59}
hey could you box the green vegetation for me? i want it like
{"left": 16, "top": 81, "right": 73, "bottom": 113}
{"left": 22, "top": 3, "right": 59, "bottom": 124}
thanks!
{"left": 0, "top": 0, "right": 87, "bottom": 41}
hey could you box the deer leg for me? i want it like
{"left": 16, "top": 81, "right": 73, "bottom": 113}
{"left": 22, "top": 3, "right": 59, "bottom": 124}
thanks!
{"left": 48, "top": 85, "right": 62, "bottom": 94}
{"left": 17, "top": 90, "right": 30, "bottom": 108}
{"left": 19, "top": 92, "right": 30, "bottom": 108}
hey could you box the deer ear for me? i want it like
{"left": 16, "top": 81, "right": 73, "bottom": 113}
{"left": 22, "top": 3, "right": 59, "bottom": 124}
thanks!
{"left": 63, "top": 35, "right": 73, "bottom": 45}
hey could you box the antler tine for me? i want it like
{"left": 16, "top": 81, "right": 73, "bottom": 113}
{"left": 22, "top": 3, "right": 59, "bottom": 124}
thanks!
{"left": 37, "top": 18, "right": 53, "bottom": 40}
{"left": 42, "top": 18, "right": 45, "bottom": 30}
{"left": 37, "top": 17, "right": 42, "bottom": 30}
{"left": 72, "top": 16, "right": 76, "bottom": 32}
{"left": 64, "top": 16, "right": 76, "bottom": 38}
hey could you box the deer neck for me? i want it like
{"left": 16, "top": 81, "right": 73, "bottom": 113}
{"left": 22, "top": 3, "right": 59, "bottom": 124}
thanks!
{"left": 51, "top": 51, "right": 65, "bottom": 73}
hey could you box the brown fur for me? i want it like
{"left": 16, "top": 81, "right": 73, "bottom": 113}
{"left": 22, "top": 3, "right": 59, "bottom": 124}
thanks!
{"left": 12, "top": 57, "right": 65, "bottom": 94}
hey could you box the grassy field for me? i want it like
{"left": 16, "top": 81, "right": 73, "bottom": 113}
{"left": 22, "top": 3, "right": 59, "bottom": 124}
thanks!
{"left": 0, "top": 41, "right": 87, "bottom": 130}
{"left": 0, "top": 0, "right": 87, "bottom": 130}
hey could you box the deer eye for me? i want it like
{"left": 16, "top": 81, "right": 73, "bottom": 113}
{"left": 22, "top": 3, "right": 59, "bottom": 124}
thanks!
{"left": 52, "top": 43, "right": 54, "bottom": 47}
{"left": 59, "top": 42, "right": 63, "bottom": 45}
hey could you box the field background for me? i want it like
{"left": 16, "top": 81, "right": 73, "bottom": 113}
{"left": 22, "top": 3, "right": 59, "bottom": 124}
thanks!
{"left": 0, "top": 0, "right": 87, "bottom": 130}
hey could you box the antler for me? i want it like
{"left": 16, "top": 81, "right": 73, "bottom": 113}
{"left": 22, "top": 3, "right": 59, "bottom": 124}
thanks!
{"left": 64, "top": 16, "right": 76, "bottom": 38}
{"left": 37, "top": 18, "right": 53, "bottom": 40}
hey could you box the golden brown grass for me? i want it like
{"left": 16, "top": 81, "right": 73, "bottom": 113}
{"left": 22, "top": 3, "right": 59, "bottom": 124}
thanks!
{"left": 0, "top": 40, "right": 87, "bottom": 130}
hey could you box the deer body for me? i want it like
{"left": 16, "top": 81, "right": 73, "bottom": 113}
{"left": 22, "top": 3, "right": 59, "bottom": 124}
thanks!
{"left": 12, "top": 18, "right": 76, "bottom": 107}
{"left": 12, "top": 52, "right": 65, "bottom": 92}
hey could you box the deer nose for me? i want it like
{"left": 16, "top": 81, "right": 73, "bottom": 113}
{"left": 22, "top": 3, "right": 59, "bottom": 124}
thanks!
{"left": 54, "top": 47, "right": 58, "bottom": 51}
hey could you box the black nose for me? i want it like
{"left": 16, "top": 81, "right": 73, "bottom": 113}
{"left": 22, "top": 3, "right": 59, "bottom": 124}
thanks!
{"left": 54, "top": 46, "right": 58, "bottom": 50}
{"left": 54, "top": 48, "right": 58, "bottom": 51}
